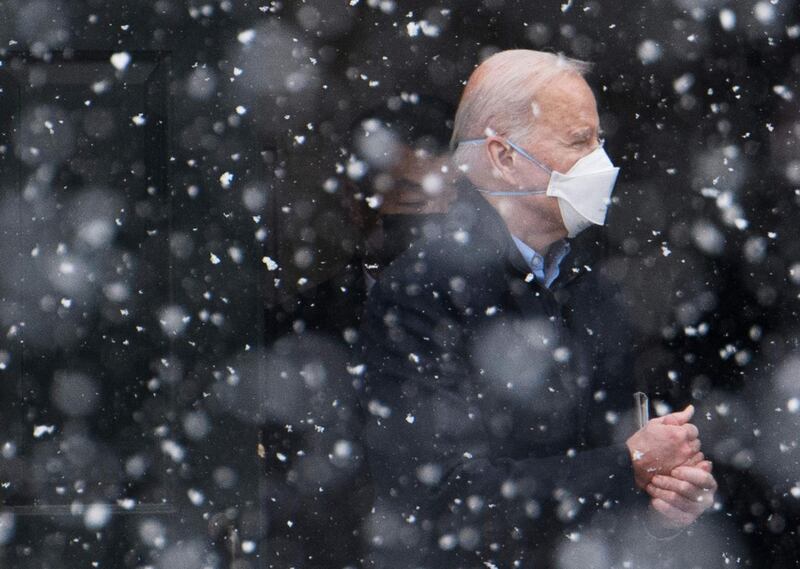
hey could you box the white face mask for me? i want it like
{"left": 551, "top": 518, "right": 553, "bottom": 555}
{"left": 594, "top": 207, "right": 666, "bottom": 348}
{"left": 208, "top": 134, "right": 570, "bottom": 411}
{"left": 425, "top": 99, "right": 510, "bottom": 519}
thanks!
{"left": 458, "top": 137, "right": 620, "bottom": 237}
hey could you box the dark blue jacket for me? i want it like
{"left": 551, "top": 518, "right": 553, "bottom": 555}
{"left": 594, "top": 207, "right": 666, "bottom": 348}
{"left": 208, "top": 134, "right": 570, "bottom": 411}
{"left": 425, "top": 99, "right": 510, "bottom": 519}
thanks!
{"left": 358, "top": 188, "right": 649, "bottom": 568}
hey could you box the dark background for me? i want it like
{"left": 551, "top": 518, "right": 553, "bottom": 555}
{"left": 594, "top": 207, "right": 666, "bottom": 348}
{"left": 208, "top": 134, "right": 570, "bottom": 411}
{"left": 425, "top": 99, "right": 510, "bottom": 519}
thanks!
{"left": 0, "top": 0, "right": 799, "bottom": 567}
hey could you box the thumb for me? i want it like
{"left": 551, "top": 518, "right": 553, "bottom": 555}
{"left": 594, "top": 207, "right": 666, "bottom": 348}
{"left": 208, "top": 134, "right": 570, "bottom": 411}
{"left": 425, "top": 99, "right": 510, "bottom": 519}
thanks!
{"left": 660, "top": 404, "right": 695, "bottom": 426}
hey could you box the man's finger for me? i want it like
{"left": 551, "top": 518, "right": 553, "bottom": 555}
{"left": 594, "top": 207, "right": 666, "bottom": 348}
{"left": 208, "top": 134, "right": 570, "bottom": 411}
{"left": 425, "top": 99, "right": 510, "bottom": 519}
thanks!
{"left": 682, "top": 423, "right": 699, "bottom": 440}
{"left": 697, "top": 460, "right": 713, "bottom": 473}
{"left": 685, "top": 452, "right": 704, "bottom": 466}
{"left": 647, "top": 484, "right": 707, "bottom": 514}
{"left": 670, "top": 466, "right": 718, "bottom": 491}
{"left": 651, "top": 472, "right": 714, "bottom": 503}
{"left": 660, "top": 405, "right": 695, "bottom": 426}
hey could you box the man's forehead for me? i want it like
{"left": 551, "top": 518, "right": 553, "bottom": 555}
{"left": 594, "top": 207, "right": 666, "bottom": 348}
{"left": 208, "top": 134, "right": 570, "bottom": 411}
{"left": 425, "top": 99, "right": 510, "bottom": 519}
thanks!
{"left": 530, "top": 76, "right": 599, "bottom": 131}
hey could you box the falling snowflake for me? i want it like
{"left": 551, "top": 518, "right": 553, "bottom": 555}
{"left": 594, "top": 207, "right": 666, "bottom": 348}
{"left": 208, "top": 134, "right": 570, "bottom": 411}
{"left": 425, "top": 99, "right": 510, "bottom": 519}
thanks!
{"left": 110, "top": 52, "right": 131, "bottom": 71}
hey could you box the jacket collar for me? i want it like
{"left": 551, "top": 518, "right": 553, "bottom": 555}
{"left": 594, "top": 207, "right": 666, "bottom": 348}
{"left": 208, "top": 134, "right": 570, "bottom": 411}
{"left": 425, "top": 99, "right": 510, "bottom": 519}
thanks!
{"left": 449, "top": 184, "right": 531, "bottom": 276}
{"left": 449, "top": 185, "right": 607, "bottom": 291}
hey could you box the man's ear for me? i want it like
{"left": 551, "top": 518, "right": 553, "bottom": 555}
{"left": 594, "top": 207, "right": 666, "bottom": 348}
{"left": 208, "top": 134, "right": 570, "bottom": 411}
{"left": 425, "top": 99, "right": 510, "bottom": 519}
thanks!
{"left": 485, "top": 136, "right": 519, "bottom": 186}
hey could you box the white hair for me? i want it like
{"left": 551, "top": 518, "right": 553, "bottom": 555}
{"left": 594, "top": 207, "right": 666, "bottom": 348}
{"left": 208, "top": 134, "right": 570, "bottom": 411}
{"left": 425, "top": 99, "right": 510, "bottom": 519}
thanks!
{"left": 451, "top": 50, "right": 592, "bottom": 171}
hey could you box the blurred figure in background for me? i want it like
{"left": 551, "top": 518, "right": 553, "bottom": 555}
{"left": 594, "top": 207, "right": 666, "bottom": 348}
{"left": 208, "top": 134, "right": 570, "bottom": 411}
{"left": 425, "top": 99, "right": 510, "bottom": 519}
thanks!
{"left": 266, "top": 94, "right": 458, "bottom": 339}
{"left": 353, "top": 96, "right": 458, "bottom": 286}
{"left": 259, "top": 95, "right": 457, "bottom": 569}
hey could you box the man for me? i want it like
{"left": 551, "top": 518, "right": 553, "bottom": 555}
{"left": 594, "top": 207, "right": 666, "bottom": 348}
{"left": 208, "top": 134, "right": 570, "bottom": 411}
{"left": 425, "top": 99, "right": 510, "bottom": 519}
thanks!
{"left": 358, "top": 50, "right": 717, "bottom": 568}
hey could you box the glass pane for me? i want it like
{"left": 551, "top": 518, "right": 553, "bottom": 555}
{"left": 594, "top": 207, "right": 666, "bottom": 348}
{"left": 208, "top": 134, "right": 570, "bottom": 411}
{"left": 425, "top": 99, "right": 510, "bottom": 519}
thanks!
{"left": 0, "top": 53, "right": 175, "bottom": 513}
{"left": 0, "top": 1, "right": 798, "bottom": 568}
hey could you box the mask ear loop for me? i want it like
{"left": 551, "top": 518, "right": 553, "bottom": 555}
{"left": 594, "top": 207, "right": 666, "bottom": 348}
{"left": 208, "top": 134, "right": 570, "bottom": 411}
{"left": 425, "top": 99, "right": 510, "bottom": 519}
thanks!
{"left": 504, "top": 139, "right": 553, "bottom": 175}
{"left": 473, "top": 188, "right": 548, "bottom": 196}
{"left": 456, "top": 137, "right": 551, "bottom": 197}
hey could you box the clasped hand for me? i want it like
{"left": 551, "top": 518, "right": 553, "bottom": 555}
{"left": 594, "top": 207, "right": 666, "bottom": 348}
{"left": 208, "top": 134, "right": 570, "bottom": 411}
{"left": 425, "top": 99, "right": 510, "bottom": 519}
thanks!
{"left": 625, "top": 405, "right": 717, "bottom": 529}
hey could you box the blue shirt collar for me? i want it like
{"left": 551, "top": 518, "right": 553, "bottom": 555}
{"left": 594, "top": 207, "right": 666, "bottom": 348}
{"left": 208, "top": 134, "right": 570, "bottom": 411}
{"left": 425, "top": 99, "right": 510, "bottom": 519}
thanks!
{"left": 511, "top": 236, "right": 571, "bottom": 288}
